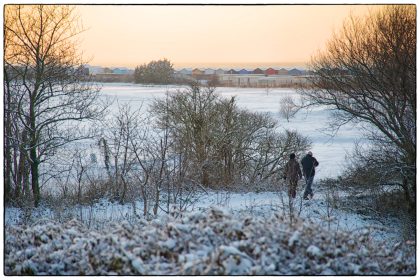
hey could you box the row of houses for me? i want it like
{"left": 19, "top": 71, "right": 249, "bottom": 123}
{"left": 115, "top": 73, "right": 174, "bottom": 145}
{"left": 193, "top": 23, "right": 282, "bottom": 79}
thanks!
{"left": 176, "top": 67, "right": 307, "bottom": 77}
{"left": 82, "top": 64, "right": 311, "bottom": 87}
{"left": 85, "top": 65, "right": 135, "bottom": 75}
{"left": 175, "top": 67, "right": 311, "bottom": 87}
{"left": 216, "top": 74, "right": 310, "bottom": 87}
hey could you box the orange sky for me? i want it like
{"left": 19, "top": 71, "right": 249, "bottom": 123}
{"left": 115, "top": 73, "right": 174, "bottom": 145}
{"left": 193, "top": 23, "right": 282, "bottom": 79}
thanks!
{"left": 76, "top": 5, "right": 377, "bottom": 68}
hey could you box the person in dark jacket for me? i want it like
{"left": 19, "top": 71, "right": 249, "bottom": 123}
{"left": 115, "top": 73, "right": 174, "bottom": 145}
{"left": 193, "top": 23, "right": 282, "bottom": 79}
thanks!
{"left": 283, "top": 153, "right": 302, "bottom": 199}
{"left": 301, "top": 151, "right": 319, "bottom": 200}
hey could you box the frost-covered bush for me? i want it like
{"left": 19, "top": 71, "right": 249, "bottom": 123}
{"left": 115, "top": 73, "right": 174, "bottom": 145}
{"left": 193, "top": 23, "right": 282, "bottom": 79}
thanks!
{"left": 5, "top": 207, "right": 415, "bottom": 275}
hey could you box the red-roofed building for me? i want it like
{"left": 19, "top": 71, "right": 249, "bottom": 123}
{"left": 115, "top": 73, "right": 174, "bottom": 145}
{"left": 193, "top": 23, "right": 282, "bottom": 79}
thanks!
{"left": 265, "top": 68, "right": 278, "bottom": 75}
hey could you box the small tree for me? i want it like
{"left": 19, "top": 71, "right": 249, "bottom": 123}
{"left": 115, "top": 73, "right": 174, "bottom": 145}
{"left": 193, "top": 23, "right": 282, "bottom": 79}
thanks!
{"left": 279, "top": 95, "right": 299, "bottom": 122}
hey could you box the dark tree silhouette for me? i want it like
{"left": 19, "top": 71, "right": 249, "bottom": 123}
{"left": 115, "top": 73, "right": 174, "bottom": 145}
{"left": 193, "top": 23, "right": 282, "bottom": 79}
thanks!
{"left": 301, "top": 5, "right": 415, "bottom": 209}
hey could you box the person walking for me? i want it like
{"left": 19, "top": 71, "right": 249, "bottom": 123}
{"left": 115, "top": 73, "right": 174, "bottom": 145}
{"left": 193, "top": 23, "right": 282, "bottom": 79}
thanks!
{"left": 301, "top": 151, "right": 319, "bottom": 200}
{"left": 283, "top": 153, "right": 302, "bottom": 199}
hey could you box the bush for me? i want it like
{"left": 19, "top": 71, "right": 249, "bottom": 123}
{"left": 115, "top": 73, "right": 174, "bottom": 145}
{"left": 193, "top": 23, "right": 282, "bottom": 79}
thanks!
{"left": 4, "top": 208, "right": 416, "bottom": 275}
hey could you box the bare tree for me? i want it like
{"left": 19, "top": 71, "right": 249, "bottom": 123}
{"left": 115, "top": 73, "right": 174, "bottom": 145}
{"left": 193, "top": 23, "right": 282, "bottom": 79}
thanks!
{"left": 100, "top": 103, "right": 146, "bottom": 204}
{"left": 151, "top": 84, "right": 220, "bottom": 186}
{"left": 279, "top": 95, "right": 299, "bottom": 122}
{"left": 300, "top": 5, "right": 415, "bottom": 209}
{"left": 4, "top": 5, "right": 107, "bottom": 206}
{"left": 151, "top": 83, "right": 310, "bottom": 188}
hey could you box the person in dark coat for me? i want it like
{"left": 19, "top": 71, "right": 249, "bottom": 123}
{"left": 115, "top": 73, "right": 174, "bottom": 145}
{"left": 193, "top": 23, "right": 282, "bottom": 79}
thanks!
{"left": 283, "top": 153, "right": 302, "bottom": 199}
{"left": 301, "top": 151, "right": 319, "bottom": 200}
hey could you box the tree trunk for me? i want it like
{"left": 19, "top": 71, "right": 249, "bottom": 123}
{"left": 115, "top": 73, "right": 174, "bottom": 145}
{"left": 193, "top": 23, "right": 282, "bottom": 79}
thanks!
{"left": 16, "top": 130, "right": 29, "bottom": 200}
{"left": 153, "top": 184, "right": 160, "bottom": 216}
{"left": 141, "top": 186, "right": 148, "bottom": 217}
{"left": 4, "top": 75, "right": 13, "bottom": 204}
{"left": 120, "top": 175, "right": 127, "bottom": 205}
{"left": 29, "top": 143, "right": 40, "bottom": 207}
{"left": 402, "top": 177, "right": 416, "bottom": 213}
{"left": 4, "top": 134, "right": 12, "bottom": 204}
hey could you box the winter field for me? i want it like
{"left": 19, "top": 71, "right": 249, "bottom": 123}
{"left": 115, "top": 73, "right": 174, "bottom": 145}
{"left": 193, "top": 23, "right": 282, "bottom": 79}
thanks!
{"left": 4, "top": 84, "right": 415, "bottom": 275}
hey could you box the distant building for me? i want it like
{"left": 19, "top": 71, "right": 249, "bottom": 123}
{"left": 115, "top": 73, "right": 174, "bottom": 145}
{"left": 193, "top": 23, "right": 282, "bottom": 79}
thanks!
{"left": 177, "top": 68, "right": 192, "bottom": 75}
{"left": 277, "top": 68, "right": 289, "bottom": 75}
{"left": 253, "top": 68, "right": 264, "bottom": 74}
{"left": 288, "top": 68, "right": 303, "bottom": 76}
{"left": 192, "top": 68, "right": 204, "bottom": 76}
{"left": 238, "top": 69, "right": 251, "bottom": 74}
{"left": 227, "top": 69, "right": 238, "bottom": 74}
{"left": 204, "top": 68, "right": 216, "bottom": 75}
{"left": 265, "top": 68, "right": 278, "bottom": 75}
{"left": 217, "top": 73, "right": 310, "bottom": 87}
{"left": 215, "top": 68, "right": 226, "bottom": 75}
{"left": 112, "top": 68, "right": 129, "bottom": 75}
{"left": 88, "top": 66, "right": 105, "bottom": 75}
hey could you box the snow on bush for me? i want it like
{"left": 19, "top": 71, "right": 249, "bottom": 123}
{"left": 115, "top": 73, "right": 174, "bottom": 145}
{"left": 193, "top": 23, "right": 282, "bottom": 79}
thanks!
{"left": 4, "top": 207, "right": 415, "bottom": 276}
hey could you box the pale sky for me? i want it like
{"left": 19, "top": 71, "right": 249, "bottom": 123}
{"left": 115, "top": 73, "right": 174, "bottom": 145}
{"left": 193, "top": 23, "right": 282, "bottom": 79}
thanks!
{"left": 76, "top": 5, "right": 376, "bottom": 68}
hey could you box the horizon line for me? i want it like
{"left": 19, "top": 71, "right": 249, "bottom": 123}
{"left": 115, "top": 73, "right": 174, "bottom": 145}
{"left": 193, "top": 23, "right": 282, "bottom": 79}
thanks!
{"left": 88, "top": 61, "right": 310, "bottom": 69}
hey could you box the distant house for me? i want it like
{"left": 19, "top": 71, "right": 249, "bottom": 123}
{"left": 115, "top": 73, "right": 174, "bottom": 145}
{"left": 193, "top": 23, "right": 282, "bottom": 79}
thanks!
{"left": 192, "top": 68, "right": 204, "bottom": 76}
{"left": 253, "top": 68, "right": 264, "bottom": 74}
{"left": 227, "top": 69, "right": 238, "bottom": 74}
{"left": 238, "top": 69, "right": 250, "bottom": 74}
{"left": 288, "top": 68, "right": 303, "bottom": 76}
{"left": 265, "top": 68, "right": 278, "bottom": 75}
{"left": 204, "top": 68, "right": 216, "bottom": 75}
{"left": 112, "top": 68, "right": 129, "bottom": 75}
{"left": 215, "top": 68, "right": 226, "bottom": 75}
{"left": 178, "top": 68, "right": 192, "bottom": 75}
{"left": 277, "top": 68, "right": 289, "bottom": 75}
{"left": 87, "top": 66, "right": 105, "bottom": 75}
